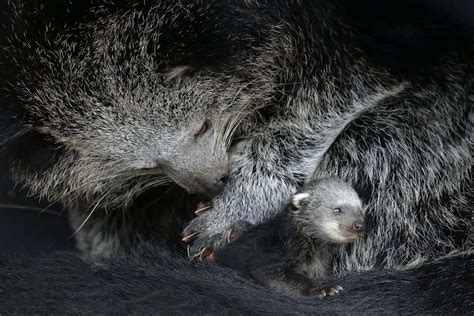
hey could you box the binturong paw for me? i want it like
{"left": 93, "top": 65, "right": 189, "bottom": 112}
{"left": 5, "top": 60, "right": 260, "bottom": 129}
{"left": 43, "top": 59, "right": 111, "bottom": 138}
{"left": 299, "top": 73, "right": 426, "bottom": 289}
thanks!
{"left": 307, "top": 285, "right": 344, "bottom": 299}
{"left": 182, "top": 202, "right": 252, "bottom": 261}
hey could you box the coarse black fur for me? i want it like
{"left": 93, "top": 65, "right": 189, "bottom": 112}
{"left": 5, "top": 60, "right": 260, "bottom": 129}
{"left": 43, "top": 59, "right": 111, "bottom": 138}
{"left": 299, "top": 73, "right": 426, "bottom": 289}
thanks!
{"left": 0, "top": 248, "right": 472, "bottom": 314}
{"left": 216, "top": 178, "right": 366, "bottom": 298}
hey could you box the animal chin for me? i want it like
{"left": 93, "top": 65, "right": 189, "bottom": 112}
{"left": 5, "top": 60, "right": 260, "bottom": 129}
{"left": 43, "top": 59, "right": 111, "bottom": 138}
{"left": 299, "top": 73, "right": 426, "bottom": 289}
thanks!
{"left": 340, "top": 232, "right": 362, "bottom": 242}
{"left": 170, "top": 179, "right": 194, "bottom": 194}
{"left": 323, "top": 222, "right": 352, "bottom": 244}
{"left": 335, "top": 224, "right": 363, "bottom": 243}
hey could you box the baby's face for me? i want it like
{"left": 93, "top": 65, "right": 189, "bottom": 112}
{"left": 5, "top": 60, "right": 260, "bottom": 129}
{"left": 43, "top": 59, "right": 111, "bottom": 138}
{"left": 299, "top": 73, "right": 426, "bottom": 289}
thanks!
{"left": 316, "top": 203, "right": 365, "bottom": 244}
{"left": 291, "top": 180, "right": 365, "bottom": 244}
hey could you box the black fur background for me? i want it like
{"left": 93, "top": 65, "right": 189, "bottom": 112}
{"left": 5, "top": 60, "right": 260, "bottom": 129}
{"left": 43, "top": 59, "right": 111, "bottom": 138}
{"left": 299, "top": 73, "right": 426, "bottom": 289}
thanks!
{"left": 1, "top": 249, "right": 472, "bottom": 314}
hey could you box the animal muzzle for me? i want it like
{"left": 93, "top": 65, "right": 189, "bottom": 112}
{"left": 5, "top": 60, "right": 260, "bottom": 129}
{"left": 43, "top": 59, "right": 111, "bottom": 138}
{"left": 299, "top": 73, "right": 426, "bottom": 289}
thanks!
{"left": 351, "top": 221, "right": 365, "bottom": 234}
{"left": 339, "top": 220, "right": 365, "bottom": 241}
{"left": 172, "top": 171, "right": 229, "bottom": 199}
{"left": 195, "top": 173, "right": 229, "bottom": 199}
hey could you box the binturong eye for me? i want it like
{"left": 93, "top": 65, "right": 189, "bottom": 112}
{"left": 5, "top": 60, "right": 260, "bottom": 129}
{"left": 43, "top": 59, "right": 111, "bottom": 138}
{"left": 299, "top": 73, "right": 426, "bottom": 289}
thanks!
{"left": 194, "top": 121, "right": 210, "bottom": 138}
{"left": 333, "top": 208, "right": 341, "bottom": 213}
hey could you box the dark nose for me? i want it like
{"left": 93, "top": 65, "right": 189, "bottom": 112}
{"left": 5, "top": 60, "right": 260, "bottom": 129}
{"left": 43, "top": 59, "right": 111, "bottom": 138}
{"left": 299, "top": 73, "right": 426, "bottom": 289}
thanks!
{"left": 211, "top": 174, "right": 229, "bottom": 192}
{"left": 199, "top": 174, "right": 229, "bottom": 199}
{"left": 216, "top": 174, "right": 229, "bottom": 185}
{"left": 352, "top": 221, "right": 365, "bottom": 233}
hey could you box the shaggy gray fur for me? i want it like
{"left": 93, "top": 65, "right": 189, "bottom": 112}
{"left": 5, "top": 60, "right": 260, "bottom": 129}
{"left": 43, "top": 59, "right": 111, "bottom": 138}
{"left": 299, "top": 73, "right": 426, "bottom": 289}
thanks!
{"left": 1, "top": 0, "right": 472, "bottom": 276}
{"left": 1, "top": 0, "right": 268, "bottom": 256}
{"left": 0, "top": 249, "right": 473, "bottom": 314}
{"left": 182, "top": 1, "right": 473, "bottom": 275}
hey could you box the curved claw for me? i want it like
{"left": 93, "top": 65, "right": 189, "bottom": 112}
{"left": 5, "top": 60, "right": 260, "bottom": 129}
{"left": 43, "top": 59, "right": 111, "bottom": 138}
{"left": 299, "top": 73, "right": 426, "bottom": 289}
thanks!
{"left": 189, "top": 247, "right": 214, "bottom": 261}
{"left": 183, "top": 216, "right": 253, "bottom": 260}
{"left": 195, "top": 205, "right": 211, "bottom": 216}
{"left": 200, "top": 247, "right": 213, "bottom": 260}
{"left": 227, "top": 229, "right": 237, "bottom": 243}
{"left": 226, "top": 220, "right": 252, "bottom": 243}
{"left": 328, "top": 285, "right": 344, "bottom": 296}
{"left": 195, "top": 201, "right": 211, "bottom": 216}
{"left": 205, "top": 252, "right": 215, "bottom": 262}
{"left": 309, "top": 285, "right": 343, "bottom": 299}
{"left": 315, "top": 289, "right": 327, "bottom": 300}
{"left": 181, "top": 231, "right": 198, "bottom": 243}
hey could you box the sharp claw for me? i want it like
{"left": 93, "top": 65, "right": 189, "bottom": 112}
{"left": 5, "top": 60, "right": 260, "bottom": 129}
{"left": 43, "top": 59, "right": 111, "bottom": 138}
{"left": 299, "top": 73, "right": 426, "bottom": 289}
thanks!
{"left": 327, "top": 285, "right": 343, "bottom": 296}
{"left": 181, "top": 232, "right": 198, "bottom": 243}
{"left": 189, "top": 247, "right": 213, "bottom": 261}
{"left": 205, "top": 252, "right": 215, "bottom": 262}
{"left": 329, "top": 285, "right": 344, "bottom": 296}
{"left": 195, "top": 205, "right": 211, "bottom": 216}
{"left": 190, "top": 253, "right": 200, "bottom": 261}
{"left": 190, "top": 249, "right": 201, "bottom": 261}
{"left": 200, "top": 247, "right": 213, "bottom": 260}
{"left": 187, "top": 245, "right": 191, "bottom": 259}
{"left": 317, "top": 290, "right": 327, "bottom": 299}
{"left": 310, "top": 289, "right": 327, "bottom": 299}
{"left": 227, "top": 229, "right": 236, "bottom": 243}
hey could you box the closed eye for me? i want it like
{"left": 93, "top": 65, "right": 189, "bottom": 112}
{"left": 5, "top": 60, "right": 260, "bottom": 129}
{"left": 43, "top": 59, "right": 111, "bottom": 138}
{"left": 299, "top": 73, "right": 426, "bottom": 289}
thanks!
{"left": 194, "top": 121, "right": 209, "bottom": 138}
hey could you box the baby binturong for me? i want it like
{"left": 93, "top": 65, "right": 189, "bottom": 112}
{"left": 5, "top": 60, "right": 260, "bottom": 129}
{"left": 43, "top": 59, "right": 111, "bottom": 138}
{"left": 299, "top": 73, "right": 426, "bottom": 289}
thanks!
{"left": 215, "top": 178, "right": 366, "bottom": 299}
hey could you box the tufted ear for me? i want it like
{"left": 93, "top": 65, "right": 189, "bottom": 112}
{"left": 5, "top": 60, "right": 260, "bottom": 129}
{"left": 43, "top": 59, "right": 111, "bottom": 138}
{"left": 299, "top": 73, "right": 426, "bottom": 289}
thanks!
{"left": 291, "top": 192, "right": 310, "bottom": 209}
{"left": 0, "top": 105, "right": 30, "bottom": 148}
{"left": 165, "top": 65, "right": 196, "bottom": 83}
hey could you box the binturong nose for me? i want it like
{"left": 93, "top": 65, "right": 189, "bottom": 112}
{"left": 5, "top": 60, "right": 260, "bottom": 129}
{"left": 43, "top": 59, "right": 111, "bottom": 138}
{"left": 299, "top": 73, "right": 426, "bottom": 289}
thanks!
{"left": 216, "top": 174, "right": 229, "bottom": 187}
{"left": 352, "top": 221, "right": 365, "bottom": 233}
{"left": 197, "top": 173, "right": 229, "bottom": 199}
{"left": 210, "top": 173, "right": 229, "bottom": 195}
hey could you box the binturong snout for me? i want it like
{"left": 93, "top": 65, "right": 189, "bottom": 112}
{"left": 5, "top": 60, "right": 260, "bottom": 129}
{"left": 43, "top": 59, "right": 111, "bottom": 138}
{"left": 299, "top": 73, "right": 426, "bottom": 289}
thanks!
{"left": 334, "top": 214, "right": 366, "bottom": 243}
{"left": 166, "top": 161, "right": 230, "bottom": 200}
{"left": 351, "top": 220, "right": 365, "bottom": 234}
{"left": 340, "top": 217, "right": 365, "bottom": 241}
{"left": 196, "top": 172, "right": 229, "bottom": 199}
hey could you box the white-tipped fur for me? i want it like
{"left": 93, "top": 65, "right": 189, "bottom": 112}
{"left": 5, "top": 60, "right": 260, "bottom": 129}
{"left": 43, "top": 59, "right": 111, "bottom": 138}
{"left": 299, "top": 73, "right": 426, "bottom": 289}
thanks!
{"left": 321, "top": 221, "right": 350, "bottom": 244}
{"left": 2, "top": 1, "right": 471, "bottom": 273}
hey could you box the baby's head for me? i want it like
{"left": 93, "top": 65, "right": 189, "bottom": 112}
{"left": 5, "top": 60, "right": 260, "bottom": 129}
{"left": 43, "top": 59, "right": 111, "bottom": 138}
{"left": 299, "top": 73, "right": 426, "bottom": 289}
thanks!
{"left": 291, "top": 178, "right": 365, "bottom": 244}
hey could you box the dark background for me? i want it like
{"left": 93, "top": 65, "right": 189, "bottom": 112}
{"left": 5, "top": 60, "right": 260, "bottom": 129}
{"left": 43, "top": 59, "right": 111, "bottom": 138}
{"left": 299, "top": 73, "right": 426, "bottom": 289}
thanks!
{"left": 0, "top": 0, "right": 472, "bottom": 256}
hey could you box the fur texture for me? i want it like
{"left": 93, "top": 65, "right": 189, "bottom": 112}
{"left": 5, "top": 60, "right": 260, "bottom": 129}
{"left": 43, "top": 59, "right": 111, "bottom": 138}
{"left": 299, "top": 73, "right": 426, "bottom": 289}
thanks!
{"left": 0, "top": 0, "right": 270, "bottom": 256}
{"left": 0, "top": 0, "right": 472, "bottom": 312}
{"left": 0, "top": 248, "right": 472, "bottom": 314}
{"left": 181, "top": 0, "right": 473, "bottom": 275}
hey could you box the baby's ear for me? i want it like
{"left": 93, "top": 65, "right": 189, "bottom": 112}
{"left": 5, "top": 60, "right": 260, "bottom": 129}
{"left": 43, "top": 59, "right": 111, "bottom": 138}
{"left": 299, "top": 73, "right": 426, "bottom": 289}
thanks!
{"left": 291, "top": 192, "right": 310, "bottom": 209}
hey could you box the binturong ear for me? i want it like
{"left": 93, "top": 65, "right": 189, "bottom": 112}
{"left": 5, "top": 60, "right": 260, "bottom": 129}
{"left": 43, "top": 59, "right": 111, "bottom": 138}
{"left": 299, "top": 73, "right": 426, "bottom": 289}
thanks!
{"left": 291, "top": 192, "right": 310, "bottom": 210}
{"left": 165, "top": 65, "right": 195, "bottom": 83}
{"left": 0, "top": 105, "right": 31, "bottom": 148}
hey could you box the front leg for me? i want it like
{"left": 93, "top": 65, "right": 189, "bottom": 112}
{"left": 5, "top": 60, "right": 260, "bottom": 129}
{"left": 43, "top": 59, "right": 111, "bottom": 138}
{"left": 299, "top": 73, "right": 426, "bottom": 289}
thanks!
{"left": 183, "top": 128, "right": 315, "bottom": 258}
{"left": 183, "top": 173, "right": 297, "bottom": 258}
{"left": 182, "top": 93, "right": 363, "bottom": 258}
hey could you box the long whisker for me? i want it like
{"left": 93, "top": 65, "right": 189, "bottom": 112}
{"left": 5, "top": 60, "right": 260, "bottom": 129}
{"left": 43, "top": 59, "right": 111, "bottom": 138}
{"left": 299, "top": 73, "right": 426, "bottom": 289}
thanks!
{"left": 70, "top": 192, "right": 108, "bottom": 237}
{"left": 41, "top": 173, "right": 137, "bottom": 213}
